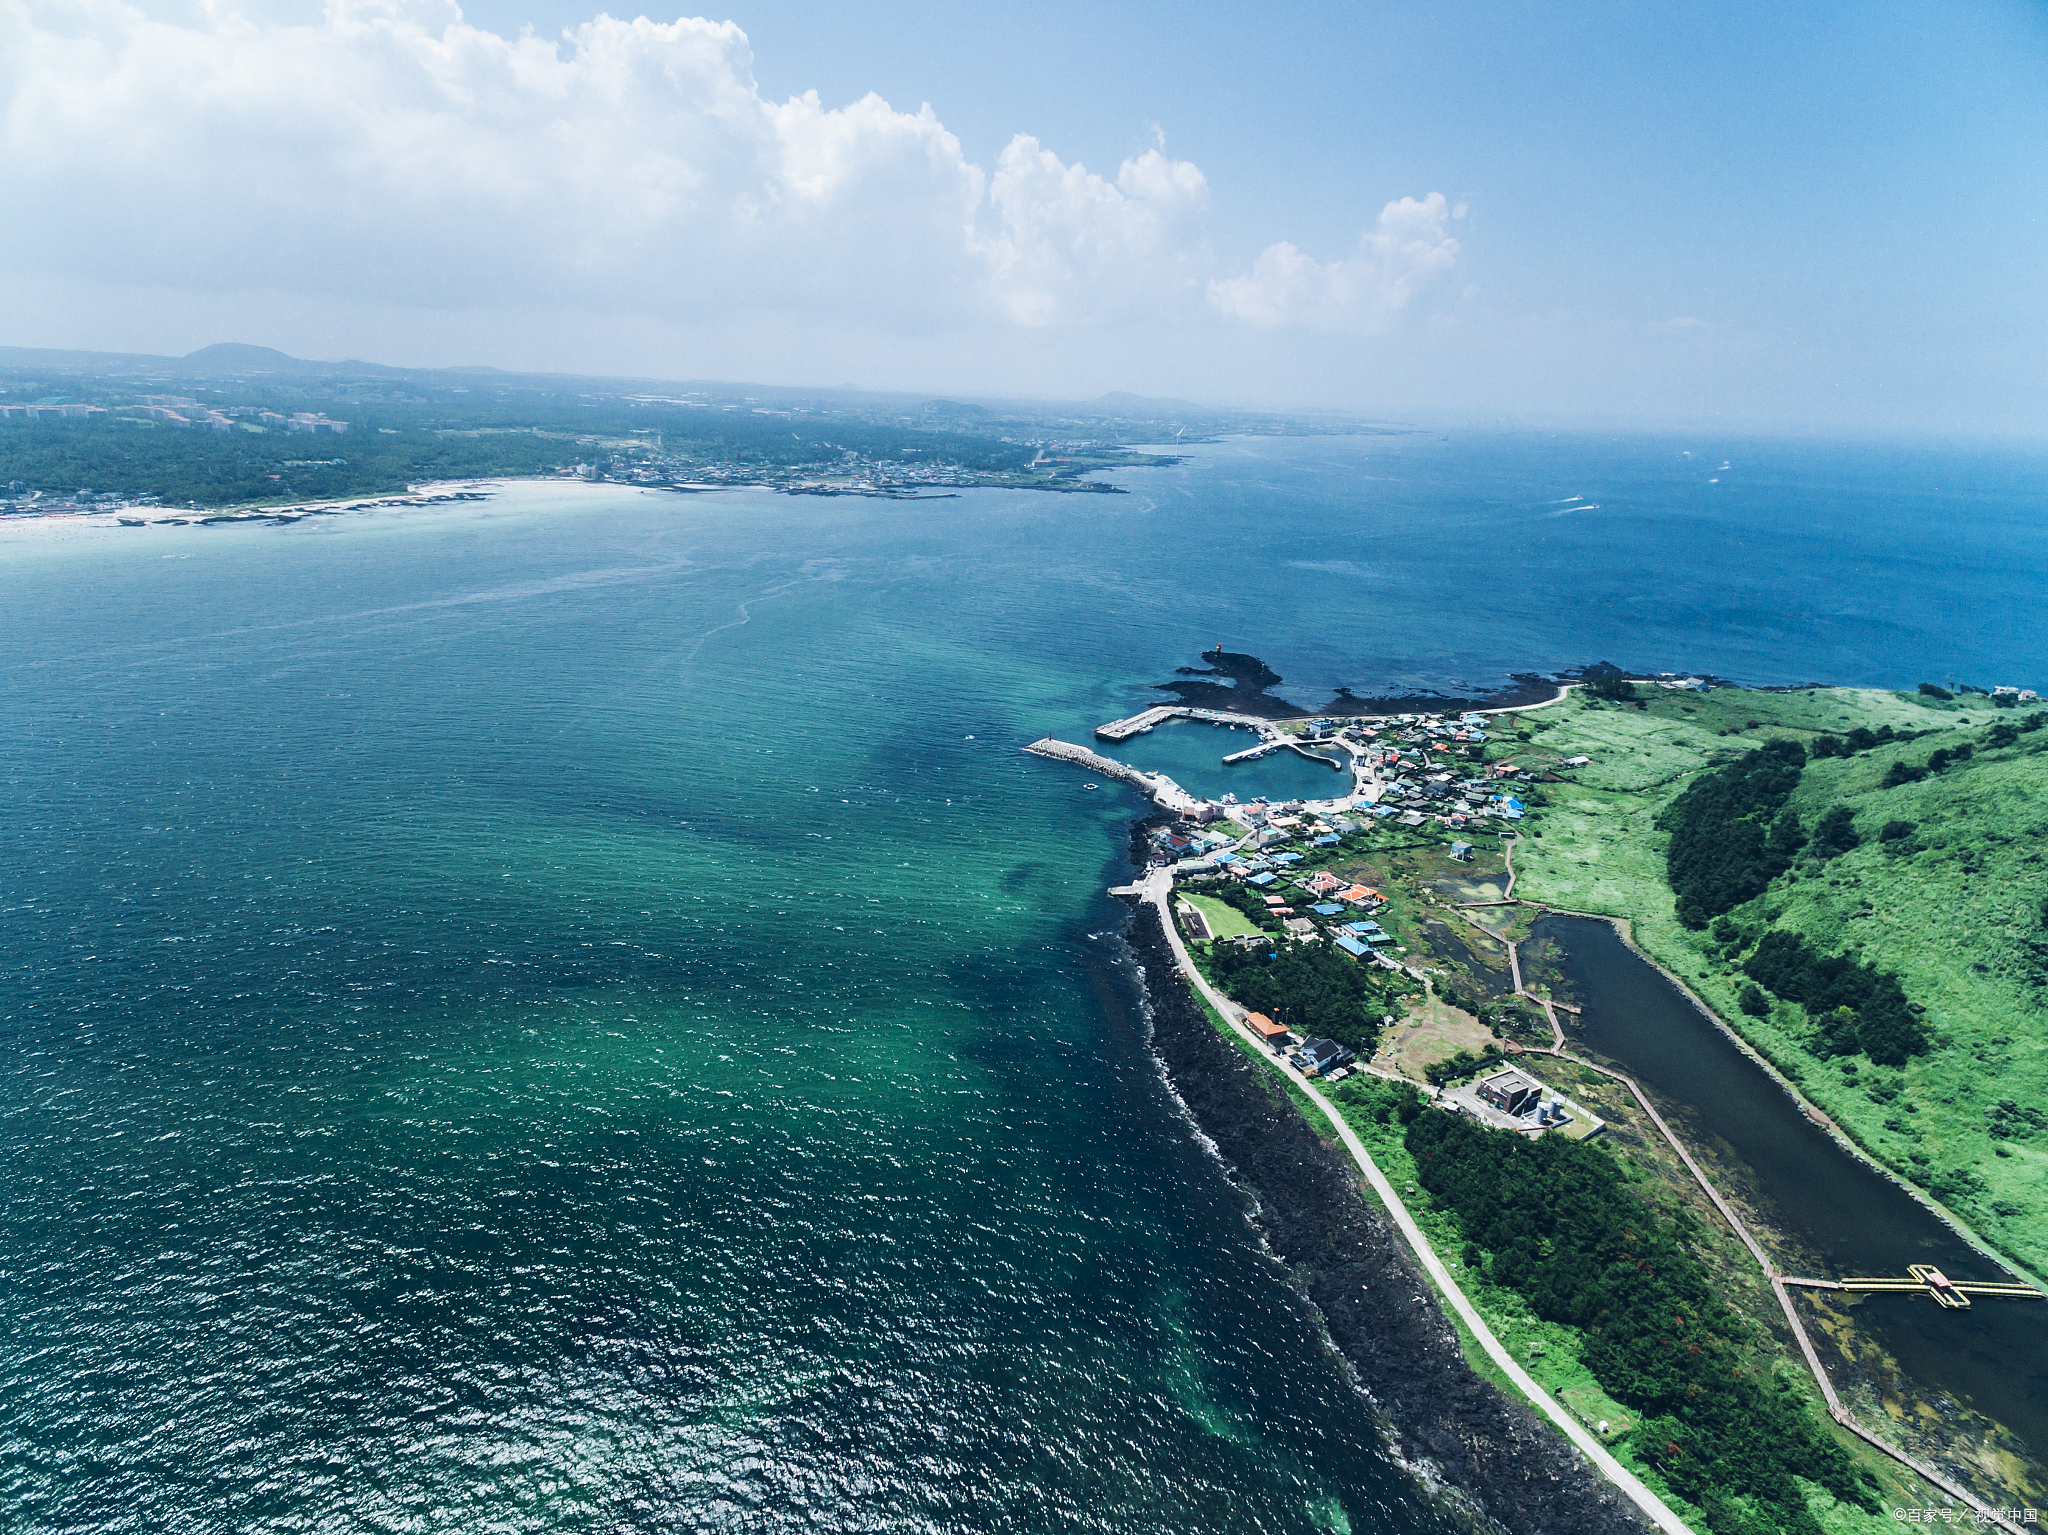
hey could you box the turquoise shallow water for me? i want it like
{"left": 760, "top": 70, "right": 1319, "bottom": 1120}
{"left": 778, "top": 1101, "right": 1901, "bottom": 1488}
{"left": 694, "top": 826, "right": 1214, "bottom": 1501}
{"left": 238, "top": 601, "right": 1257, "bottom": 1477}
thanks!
{"left": 3, "top": 432, "right": 2044, "bottom": 1531}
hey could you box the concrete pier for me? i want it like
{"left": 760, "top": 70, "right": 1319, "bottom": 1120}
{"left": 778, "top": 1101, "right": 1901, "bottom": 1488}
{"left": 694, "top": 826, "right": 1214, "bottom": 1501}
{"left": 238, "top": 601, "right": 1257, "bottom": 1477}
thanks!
{"left": 1023, "top": 738, "right": 1203, "bottom": 815}
{"left": 1095, "top": 707, "right": 1187, "bottom": 742}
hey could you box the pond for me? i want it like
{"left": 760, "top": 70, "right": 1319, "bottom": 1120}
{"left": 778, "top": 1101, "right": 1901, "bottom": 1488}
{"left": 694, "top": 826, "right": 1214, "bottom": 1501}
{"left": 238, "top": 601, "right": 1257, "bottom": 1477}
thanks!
{"left": 1536, "top": 914, "right": 2048, "bottom": 1460}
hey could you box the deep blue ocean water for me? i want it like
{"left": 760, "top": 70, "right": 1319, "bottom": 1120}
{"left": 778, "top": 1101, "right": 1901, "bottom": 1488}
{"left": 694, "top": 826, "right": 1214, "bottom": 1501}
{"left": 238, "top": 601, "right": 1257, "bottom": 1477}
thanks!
{"left": 2, "top": 431, "right": 2043, "bottom": 1532}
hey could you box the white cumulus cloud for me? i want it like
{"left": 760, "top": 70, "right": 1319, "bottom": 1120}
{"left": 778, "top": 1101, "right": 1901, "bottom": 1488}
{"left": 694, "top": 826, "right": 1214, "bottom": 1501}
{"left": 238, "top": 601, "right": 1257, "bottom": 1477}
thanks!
{"left": 0, "top": 0, "right": 1459, "bottom": 346}
{"left": 1208, "top": 194, "right": 1463, "bottom": 331}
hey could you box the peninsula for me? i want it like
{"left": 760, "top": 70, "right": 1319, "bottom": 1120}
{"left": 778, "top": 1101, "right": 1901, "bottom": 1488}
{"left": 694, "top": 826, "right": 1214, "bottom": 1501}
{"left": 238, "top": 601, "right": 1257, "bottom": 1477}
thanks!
{"left": 1034, "top": 662, "right": 2048, "bottom": 1535}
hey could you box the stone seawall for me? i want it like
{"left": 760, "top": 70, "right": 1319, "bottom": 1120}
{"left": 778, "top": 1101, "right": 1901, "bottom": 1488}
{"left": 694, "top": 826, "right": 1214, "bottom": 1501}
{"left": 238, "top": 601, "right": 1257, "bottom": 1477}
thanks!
{"left": 1123, "top": 900, "right": 1649, "bottom": 1535}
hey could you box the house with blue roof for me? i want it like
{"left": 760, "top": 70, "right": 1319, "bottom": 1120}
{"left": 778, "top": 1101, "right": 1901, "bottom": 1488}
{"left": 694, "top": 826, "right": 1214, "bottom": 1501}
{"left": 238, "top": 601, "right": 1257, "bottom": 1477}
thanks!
{"left": 1333, "top": 934, "right": 1369, "bottom": 960}
{"left": 1311, "top": 903, "right": 1345, "bottom": 916}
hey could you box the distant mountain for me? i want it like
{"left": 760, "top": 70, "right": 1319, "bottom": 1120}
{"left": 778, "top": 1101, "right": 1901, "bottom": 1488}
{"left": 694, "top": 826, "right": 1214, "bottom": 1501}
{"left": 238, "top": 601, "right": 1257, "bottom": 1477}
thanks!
{"left": 182, "top": 342, "right": 308, "bottom": 371}
{"left": 919, "top": 398, "right": 993, "bottom": 419}
{"left": 179, "top": 343, "right": 406, "bottom": 378}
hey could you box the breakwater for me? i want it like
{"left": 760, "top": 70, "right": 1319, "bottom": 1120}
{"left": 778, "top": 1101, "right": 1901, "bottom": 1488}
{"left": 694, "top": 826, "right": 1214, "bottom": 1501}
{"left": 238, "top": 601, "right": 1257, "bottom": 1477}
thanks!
{"left": 1023, "top": 737, "right": 1203, "bottom": 814}
{"left": 1122, "top": 901, "right": 1652, "bottom": 1535}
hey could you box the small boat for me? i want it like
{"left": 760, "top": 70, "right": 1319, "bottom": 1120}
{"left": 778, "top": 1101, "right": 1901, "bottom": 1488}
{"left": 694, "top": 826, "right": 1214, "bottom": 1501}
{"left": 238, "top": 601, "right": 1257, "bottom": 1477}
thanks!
{"left": 1082, "top": 783, "right": 1100, "bottom": 791}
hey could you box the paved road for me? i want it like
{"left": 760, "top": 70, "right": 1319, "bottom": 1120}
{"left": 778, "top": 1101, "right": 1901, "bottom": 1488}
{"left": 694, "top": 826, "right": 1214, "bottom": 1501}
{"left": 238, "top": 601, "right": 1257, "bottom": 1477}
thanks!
{"left": 1136, "top": 869, "right": 1695, "bottom": 1535}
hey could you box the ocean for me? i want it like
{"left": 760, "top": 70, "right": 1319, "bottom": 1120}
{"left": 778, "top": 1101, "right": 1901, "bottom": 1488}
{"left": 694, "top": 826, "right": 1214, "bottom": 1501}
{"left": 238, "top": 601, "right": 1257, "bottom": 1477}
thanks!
{"left": 3, "top": 430, "right": 2043, "bottom": 1532}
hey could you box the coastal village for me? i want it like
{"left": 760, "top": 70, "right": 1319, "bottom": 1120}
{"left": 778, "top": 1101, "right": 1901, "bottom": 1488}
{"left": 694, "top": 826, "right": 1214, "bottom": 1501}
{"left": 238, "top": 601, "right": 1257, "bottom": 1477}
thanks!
{"left": 1027, "top": 700, "right": 1604, "bottom": 1140}
{"left": 1034, "top": 678, "right": 2048, "bottom": 1535}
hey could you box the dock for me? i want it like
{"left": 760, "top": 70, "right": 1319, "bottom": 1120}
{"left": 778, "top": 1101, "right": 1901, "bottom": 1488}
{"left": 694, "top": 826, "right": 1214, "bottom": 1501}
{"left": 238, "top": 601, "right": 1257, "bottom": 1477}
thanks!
{"left": 1223, "top": 739, "right": 1344, "bottom": 768}
{"left": 1781, "top": 1266, "right": 2043, "bottom": 1309}
{"left": 1023, "top": 739, "right": 1203, "bottom": 815}
{"left": 1096, "top": 707, "right": 1187, "bottom": 742}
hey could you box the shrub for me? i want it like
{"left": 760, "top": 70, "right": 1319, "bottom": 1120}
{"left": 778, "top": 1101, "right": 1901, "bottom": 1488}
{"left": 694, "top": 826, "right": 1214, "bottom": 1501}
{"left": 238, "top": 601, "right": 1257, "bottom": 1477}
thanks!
{"left": 1738, "top": 983, "right": 1770, "bottom": 1017}
{"left": 1879, "top": 820, "right": 1915, "bottom": 842}
{"left": 1884, "top": 760, "right": 1925, "bottom": 788}
{"left": 1919, "top": 682, "right": 1954, "bottom": 700}
{"left": 1810, "top": 806, "right": 1860, "bottom": 858}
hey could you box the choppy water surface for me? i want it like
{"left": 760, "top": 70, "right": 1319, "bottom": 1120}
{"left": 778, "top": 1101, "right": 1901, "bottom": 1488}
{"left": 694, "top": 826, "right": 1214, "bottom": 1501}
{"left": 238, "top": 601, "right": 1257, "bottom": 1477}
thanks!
{"left": 4, "top": 432, "right": 2044, "bottom": 1530}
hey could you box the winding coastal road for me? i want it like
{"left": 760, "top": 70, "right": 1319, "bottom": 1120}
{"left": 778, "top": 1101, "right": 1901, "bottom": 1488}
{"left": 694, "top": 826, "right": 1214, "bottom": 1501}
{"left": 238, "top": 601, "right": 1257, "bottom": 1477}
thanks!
{"left": 1131, "top": 870, "right": 1696, "bottom": 1535}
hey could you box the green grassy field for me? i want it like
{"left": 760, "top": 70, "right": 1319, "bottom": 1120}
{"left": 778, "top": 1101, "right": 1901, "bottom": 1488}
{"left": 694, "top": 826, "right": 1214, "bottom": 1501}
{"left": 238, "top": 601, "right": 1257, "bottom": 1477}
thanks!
{"left": 1323, "top": 1075, "right": 1910, "bottom": 1535}
{"left": 1181, "top": 891, "right": 1262, "bottom": 940}
{"left": 1508, "top": 685, "right": 2048, "bottom": 1278}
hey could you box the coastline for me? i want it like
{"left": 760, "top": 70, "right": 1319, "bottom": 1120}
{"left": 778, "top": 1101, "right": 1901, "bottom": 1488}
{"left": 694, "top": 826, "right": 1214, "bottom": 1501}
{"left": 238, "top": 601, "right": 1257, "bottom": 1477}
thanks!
{"left": 1119, "top": 896, "right": 1661, "bottom": 1534}
{"left": 0, "top": 478, "right": 518, "bottom": 537}
{"left": 1540, "top": 903, "right": 2037, "bottom": 1288}
{"left": 1090, "top": 672, "right": 2044, "bottom": 1526}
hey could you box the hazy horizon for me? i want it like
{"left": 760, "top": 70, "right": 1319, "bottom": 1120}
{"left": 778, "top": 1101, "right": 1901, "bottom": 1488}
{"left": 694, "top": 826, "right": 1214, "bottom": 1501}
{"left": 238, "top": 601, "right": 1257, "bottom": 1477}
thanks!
{"left": 3, "top": 0, "right": 2043, "bottom": 437}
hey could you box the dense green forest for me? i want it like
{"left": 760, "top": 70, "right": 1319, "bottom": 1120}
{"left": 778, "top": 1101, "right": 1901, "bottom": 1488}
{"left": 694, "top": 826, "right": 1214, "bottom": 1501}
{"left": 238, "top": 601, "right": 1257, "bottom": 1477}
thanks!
{"left": 1658, "top": 738, "right": 1808, "bottom": 927}
{"left": 1743, "top": 932, "right": 1929, "bottom": 1066}
{"left": 1206, "top": 938, "right": 1394, "bottom": 1053}
{"left": 1406, "top": 1108, "right": 1878, "bottom": 1535}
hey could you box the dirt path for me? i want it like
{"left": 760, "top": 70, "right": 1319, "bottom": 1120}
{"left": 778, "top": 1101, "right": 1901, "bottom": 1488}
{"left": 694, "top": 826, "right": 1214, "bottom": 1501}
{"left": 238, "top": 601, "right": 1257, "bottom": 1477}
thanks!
{"left": 1134, "top": 869, "right": 1695, "bottom": 1535}
{"left": 1444, "top": 901, "right": 2022, "bottom": 1531}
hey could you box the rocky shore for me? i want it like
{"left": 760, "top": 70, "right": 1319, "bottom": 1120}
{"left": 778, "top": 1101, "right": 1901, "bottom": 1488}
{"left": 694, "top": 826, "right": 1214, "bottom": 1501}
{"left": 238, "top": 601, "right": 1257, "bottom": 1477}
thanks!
{"left": 1151, "top": 648, "right": 1568, "bottom": 720}
{"left": 1122, "top": 899, "right": 1649, "bottom": 1534}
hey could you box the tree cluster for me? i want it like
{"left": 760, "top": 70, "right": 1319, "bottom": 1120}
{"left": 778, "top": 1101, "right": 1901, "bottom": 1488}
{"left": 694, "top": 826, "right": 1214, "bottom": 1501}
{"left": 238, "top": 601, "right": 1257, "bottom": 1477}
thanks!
{"left": 1807, "top": 805, "right": 1859, "bottom": 859}
{"left": 1742, "top": 931, "right": 1930, "bottom": 1066}
{"left": 1207, "top": 939, "right": 1393, "bottom": 1055}
{"left": 1657, "top": 739, "right": 1806, "bottom": 928}
{"left": 1424, "top": 1044, "right": 1506, "bottom": 1087}
{"left": 1806, "top": 724, "right": 1898, "bottom": 758}
{"left": 1406, "top": 1110, "right": 1876, "bottom": 1535}
{"left": 1580, "top": 661, "right": 1637, "bottom": 702}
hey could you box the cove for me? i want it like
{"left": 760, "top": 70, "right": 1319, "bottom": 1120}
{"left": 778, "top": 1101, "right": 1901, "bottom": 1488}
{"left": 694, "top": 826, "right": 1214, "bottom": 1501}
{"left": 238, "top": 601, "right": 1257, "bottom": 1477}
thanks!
{"left": 1111, "top": 719, "right": 1350, "bottom": 803}
{"left": 1537, "top": 915, "right": 2048, "bottom": 1459}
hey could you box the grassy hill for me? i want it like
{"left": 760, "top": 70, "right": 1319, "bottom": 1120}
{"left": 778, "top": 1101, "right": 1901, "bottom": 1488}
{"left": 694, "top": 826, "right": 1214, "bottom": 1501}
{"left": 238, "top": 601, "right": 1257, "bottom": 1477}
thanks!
{"left": 1507, "top": 683, "right": 2048, "bottom": 1278}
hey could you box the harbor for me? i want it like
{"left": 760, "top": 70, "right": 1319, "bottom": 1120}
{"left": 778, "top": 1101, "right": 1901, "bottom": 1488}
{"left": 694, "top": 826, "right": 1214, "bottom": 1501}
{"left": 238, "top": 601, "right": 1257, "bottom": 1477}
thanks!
{"left": 1042, "top": 684, "right": 2048, "bottom": 1530}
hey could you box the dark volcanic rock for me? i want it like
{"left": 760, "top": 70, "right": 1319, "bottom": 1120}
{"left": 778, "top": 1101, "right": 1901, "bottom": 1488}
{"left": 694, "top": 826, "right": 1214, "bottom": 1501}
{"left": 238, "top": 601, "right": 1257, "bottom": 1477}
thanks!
{"left": 1123, "top": 901, "right": 1648, "bottom": 1535}
{"left": 1150, "top": 649, "right": 1566, "bottom": 719}
{"left": 1156, "top": 647, "right": 1306, "bottom": 717}
{"left": 1330, "top": 672, "right": 1567, "bottom": 717}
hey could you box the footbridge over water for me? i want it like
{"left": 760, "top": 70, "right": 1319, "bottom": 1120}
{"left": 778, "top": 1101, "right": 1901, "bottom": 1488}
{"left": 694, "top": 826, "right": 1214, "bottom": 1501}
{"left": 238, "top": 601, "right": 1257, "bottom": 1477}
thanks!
{"left": 1781, "top": 1266, "right": 2044, "bottom": 1309}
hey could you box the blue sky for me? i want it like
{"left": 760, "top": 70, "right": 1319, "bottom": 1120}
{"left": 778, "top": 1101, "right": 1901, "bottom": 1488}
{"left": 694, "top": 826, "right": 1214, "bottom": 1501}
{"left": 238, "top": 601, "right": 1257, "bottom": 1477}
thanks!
{"left": 2, "top": 0, "right": 2042, "bottom": 432}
